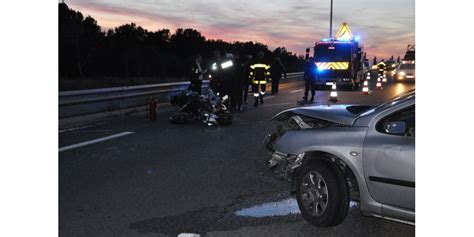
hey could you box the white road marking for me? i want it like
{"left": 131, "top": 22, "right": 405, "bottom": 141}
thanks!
{"left": 177, "top": 234, "right": 200, "bottom": 237}
{"left": 290, "top": 89, "right": 304, "bottom": 93}
{"left": 59, "top": 124, "right": 98, "bottom": 133}
{"left": 59, "top": 131, "right": 134, "bottom": 152}
{"left": 264, "top": 96, "right": 275, "bottom": 100}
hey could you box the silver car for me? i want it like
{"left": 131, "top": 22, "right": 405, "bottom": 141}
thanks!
{"left": 265, "top": 90, "right": 415, "bottom": 227}
{"left": 396, "top": 62, "right": 416, "bottom": 81}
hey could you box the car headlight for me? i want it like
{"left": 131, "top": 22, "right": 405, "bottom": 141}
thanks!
{"left": 399, "top": 71, "right": 406, "bottom": 76}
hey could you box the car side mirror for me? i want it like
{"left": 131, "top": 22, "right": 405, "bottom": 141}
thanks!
{"left": 385, "top": 121, "right": 407, "bottom": 135}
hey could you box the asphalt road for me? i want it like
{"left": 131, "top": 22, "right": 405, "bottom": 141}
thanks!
{"left": 59, "top": 74, "right": 415, "bottom": 236}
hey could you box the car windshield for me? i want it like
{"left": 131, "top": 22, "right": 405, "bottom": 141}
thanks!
{"left": 400, "top": 64, "right": 415, "bottom": 70}
{"left": 314, "top": 43, "right": 352, "bottom": 61}
{"left": 357, "top": 90, "right": 415, "bottom": 117}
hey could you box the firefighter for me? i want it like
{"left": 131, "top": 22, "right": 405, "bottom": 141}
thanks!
{"left": 377, "top": 59, "right": 387, "bottom": 77}
{"left": 209, "top": 50, "right": 224, "bottom": 94}
{"left": 249, "top": 51, "right": 271, "bottom": 107}
{"left": 188, "top": 54, "right": 206, "bottom": 94}
{"left": 302, "top": 57, "right": 317, "bottom": 103}
{"left": 270, "top": 57, "right": 287, "bottom": 95}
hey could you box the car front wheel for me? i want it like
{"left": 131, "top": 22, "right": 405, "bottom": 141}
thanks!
{"left": 296, "top": 161, "right": 350, "bottom": 227}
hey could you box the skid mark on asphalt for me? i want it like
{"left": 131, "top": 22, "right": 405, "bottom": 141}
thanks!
{"left": 59, "top": 131, "right": 134, "bottom": 152}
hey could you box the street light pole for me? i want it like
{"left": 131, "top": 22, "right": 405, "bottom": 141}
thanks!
{"left": 329, "top": 0, "right": 333, "bottom": 38}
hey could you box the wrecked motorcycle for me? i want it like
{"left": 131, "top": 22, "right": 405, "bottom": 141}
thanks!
{"left": 169, "top": 89, "right": 233, "bottom": 126}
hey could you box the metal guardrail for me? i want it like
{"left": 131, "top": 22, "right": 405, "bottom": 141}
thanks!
{"left": 59, "top": 72, "right": 304, "bottom": 118}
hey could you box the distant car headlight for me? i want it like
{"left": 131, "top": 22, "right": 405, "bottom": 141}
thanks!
{"left": 392, "top": 64, "right": 396, "bottom": 67}
{"left": 399, "top": 71, "right": 406, "bottom": 76}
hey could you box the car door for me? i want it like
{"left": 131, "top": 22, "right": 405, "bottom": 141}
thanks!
{"left": 362, "top": 104, "right": 415, "bottom": 210}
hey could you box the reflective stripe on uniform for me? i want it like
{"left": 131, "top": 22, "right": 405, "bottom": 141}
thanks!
{"left": 252, "top": 80, "right": 267, "bottom": 84}
{"left": 250, "top": 64, "right": 270, "bottom": 70}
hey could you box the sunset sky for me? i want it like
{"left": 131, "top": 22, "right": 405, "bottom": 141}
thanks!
{"left": 64, "top": 0, "right": 415, "bottom": 59}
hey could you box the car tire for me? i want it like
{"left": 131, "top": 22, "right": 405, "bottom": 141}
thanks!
{"left": 296, "top": 161, "right": 350, "bottom": 227}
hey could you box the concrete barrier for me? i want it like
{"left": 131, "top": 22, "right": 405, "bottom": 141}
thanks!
{"left": 59, "top": 72, "right": 304, "bottom": 119}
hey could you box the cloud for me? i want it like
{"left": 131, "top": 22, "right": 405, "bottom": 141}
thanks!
{"left": 66, "top": 0, "right": 414, "bottom": 58}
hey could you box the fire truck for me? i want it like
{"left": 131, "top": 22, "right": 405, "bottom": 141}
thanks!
{"left": 307, "top": 23, "right": 366, "bottom": 90}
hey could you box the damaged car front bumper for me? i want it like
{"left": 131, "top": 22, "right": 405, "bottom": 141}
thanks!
{"left": 266, "top": 151, "right": 305, "bottom": 180}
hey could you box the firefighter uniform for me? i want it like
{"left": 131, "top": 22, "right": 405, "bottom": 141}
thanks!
{"left": 249, "top": 60, "right": 271, "bottom": 107}
{"left": 377, "top": 61, "right": 387, "bottom": 77}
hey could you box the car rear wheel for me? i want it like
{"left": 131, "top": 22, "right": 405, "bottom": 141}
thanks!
{"left": 296, "top": 161, "right": 350, "bottom": 227}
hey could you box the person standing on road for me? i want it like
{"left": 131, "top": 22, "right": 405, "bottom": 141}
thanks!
{"left": 242, "top": 55, "right": 252, "bottom": 104}
{"left": 189, "top": 54, "right": 206, "bottom": 94}
{"left": 302, "top": 57, "right": 317, "bottom": 103}
{"left": 270, "top": 57, "right": 287, "bottom": 95}
{"left": 249, "top": 51, "right": 271, "bottom": 107}
{"left": 377, "top": 59, "right": 386, "bottom": 77}
{"left": 228, "top": 53, "right": 245, "bottom": 112}
{"left": 209, "top": 50, "right": 224, "bottom": 94}
{"left": 220, "top": 53, "right": 236, "bottom": 108}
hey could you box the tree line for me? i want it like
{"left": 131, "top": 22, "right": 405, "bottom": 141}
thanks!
{"left": 59, "top": 3, "right": 305, "bottom": 86}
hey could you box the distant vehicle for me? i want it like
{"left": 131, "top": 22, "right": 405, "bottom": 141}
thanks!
{"left": 265, "top": 90, "right": 415, "bottom": 227}
{"left": 396, "top": 44, "right": 416, "bottom": 81}
{"left": 307, "top": 23, "right": 365, "bottom": 90}
{"left": 385, "top": 60, "right": 398, "bottom": 71}
{"left": 396, "top": 62, "right": 415, "bottom": 81}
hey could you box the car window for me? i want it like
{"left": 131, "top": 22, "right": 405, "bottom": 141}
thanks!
{"left": 400, "top": 64, "right": 415, "bottom": 70}
{"left": 376, "top": 105, "right": 415, "bottom": 137}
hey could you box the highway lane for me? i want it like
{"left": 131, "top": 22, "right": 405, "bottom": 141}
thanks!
{"left": 59, "top": 75, "right": 415, "bottom": 236}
